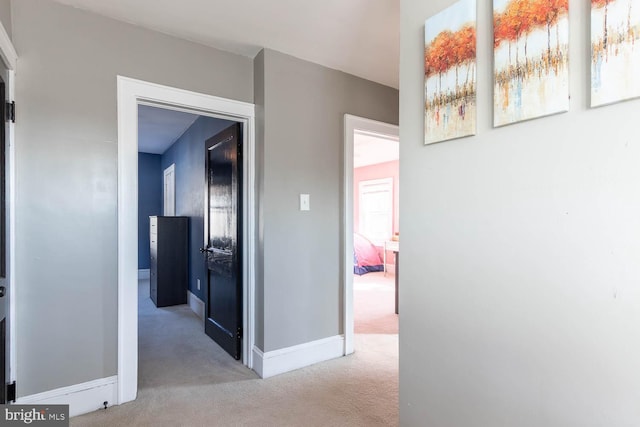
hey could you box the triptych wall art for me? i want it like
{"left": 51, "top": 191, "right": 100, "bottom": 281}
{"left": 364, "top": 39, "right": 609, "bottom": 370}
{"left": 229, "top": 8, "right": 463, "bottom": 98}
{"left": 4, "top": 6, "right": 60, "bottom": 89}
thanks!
{"left": 423, "top": 0, "right": 640, "bottom": 145}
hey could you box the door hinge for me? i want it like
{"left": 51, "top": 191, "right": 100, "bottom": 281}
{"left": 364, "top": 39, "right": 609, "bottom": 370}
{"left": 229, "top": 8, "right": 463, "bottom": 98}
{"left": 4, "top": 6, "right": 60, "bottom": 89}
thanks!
{"left": 236, "top": 327, "right": 243, "bottom": 339}
{"left": 7, "top": 381, "right": 16, "bottom": 403}
{"left": 5, "top": 101, "right": 14, "bottom": 123}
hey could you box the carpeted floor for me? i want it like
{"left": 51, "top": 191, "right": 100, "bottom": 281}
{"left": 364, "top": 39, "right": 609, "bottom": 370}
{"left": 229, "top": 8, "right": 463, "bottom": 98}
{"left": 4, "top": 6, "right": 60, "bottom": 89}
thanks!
{"left": 136, "top": 280, "right": 256, "bottom": 390}
{"left": 354, "top": 271, "right": 398, "bottom": 335}
{"left": 71, "top": 279, "right": 398, "bottom": 427}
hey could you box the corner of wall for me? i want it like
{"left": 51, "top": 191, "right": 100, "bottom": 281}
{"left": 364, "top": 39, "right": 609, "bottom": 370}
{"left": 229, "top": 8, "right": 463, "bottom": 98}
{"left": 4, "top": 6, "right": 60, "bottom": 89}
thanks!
{"left": 252, "top": 48, "right": 266, "bottom": 352}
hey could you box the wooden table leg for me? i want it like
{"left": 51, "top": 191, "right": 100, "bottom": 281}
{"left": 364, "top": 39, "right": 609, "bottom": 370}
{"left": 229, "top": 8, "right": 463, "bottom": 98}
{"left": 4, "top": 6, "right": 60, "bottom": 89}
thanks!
{"left": 383, "top": 243, "right": 387, "bottom": 276}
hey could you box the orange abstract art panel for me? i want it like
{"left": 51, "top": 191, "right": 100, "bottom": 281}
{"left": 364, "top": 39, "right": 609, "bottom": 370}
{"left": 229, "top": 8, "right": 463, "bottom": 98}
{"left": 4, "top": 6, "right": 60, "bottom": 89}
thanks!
{"left": 493, "top": 0, "right": 569, "bottom": 126}
{"left": 591, "top": 0, "right": 640, "bottom": 107}
{"left": 424, "top": 0, "right": 476, "bottom": 144}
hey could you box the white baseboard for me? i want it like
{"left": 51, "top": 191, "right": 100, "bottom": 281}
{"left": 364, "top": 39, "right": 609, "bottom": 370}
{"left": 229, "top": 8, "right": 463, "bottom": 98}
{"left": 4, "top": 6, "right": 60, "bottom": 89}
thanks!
{"left": 252, "top": 335, "right": 344, "bottom": 379}
{"left": 138, "top": 269, "right": 150, "bottom": 279}
{"left": 187, "top": 291, "right": 205, "bottom": 320}
{"left": 16, "top": 376, "right": 118, "bottom": 417}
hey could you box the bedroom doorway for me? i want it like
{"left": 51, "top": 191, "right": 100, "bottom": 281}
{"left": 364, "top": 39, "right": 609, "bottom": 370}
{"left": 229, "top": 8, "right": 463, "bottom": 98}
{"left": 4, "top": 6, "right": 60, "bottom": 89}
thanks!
{"left": 343, "top": 115, "right": 399, "bottom": 355}
{"left": 118, "top": 76, "right": 256, "bottom": 405}
{"left": 136, "top": 104, "right": 254, "bottom": 392}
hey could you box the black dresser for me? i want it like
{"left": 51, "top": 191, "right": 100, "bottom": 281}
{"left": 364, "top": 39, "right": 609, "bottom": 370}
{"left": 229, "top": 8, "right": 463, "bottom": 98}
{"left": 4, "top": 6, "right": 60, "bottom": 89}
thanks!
{"left": 149, "top": 216, "right": 188, "bottom": 307}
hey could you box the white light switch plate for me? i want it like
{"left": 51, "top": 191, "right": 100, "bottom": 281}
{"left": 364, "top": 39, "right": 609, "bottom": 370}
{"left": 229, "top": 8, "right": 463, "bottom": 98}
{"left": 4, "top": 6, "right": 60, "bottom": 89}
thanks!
{"left": 300, "top": 194, "right": 310, "bottom": 211}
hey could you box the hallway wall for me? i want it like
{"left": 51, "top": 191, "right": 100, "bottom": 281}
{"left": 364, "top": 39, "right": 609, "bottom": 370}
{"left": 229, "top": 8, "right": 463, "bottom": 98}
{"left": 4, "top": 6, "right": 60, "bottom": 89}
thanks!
{"left": 254, "top": 49, "right": 399, "bottom": 352}
{"left": 13, "top": 0, "right": 253, "bottom": 397}
{"left": 400, "top": 0, "right": 640, "bottom": 425}
{"left": 0, "top": 0, "right": 10, "bottom": 38}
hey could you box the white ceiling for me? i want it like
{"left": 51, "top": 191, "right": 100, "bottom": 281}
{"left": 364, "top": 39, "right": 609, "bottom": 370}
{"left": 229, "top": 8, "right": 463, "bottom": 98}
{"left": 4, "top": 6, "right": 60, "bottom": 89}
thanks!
{"left": 138, "top": 105, "right": 199, "bottom": 154}
{"left": 354, "top": 130, "right": 399, "bottom": 168}
{"left": 50, "top": 0, "right": 400, "bottom": 89}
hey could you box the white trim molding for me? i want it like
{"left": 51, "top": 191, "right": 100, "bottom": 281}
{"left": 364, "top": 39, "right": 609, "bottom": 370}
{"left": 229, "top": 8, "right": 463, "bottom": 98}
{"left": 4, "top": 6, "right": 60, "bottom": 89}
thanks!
{"left": 343, "top": 115, "right": 399, "bottom": 356}
{"left": 252, "top": 335, "right": 345, "bottom": 379}
{"left": 16, "top": 376, "right": 118, "bottom": 417}
{"left": 117, "top": 76, "right": 257, "bottom": 406}
{"left": 137, "top": 269, "right": 150, "bottom": 279}
{"left": 187, "top": 291, "right": 205, "bottom": 320}
{"left": 0, "top": 16, "right": 18, "bottom": 389}
{"left": 0, "top": 15, "right": 19, "bottom": 397}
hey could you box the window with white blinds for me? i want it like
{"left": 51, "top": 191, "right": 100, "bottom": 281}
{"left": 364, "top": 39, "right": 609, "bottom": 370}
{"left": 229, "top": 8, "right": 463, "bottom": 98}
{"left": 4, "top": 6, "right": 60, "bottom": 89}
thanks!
{"left": 359, "top": 178, "right": 393, "bottom": 245}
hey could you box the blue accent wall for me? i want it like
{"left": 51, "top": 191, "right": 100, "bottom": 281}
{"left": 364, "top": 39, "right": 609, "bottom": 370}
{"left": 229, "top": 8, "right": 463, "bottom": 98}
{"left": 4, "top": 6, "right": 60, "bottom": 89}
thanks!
{"left": 161, "top": 116, "right": 235, "bottom": 300}
{"left": 138, "top": 153, "right": 162, "bottom": 269}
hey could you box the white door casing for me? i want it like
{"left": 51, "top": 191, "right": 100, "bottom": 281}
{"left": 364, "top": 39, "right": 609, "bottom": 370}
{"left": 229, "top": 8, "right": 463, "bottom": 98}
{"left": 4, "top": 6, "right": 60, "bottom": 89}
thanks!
{"left": 117, "top": 76, "right": 256, "bottom": 405}
{"left": 0, "top": 19, "right": 18, "bottom": 388}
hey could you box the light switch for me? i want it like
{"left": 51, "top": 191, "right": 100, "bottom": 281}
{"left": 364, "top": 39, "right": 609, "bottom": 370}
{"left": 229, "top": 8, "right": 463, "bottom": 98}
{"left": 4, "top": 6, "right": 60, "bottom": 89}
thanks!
{"left": 300, "top": 194, "right": 310, "bottom": 211}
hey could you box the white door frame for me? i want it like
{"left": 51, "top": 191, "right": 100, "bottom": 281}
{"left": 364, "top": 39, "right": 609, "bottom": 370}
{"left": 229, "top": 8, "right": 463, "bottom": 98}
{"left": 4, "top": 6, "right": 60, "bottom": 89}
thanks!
{"left": 163, "top": 164, "right": 175, "bottom": 216}
{"left": 117, "top": 76, "right": 256, "bottom": 405}
{"left": 0, "top": 20, "right": 18, "bottom": 388}
{"left": 343, "top": 114, "right": 399, "bottom": 355}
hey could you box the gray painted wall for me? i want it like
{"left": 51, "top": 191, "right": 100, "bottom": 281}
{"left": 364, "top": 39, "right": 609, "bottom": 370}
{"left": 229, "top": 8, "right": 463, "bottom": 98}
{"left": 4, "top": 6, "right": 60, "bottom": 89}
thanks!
{"left": 257, "top": 49, "right": 398, "bottom": 352}
{"left": 400, "top": 0, "right": 640, "bottom": 425}
{"left": 0, "top": 0, "right": 10, "bottom": 39}
{"left": 13, "top": 0, "right": 252, "bottom": 397}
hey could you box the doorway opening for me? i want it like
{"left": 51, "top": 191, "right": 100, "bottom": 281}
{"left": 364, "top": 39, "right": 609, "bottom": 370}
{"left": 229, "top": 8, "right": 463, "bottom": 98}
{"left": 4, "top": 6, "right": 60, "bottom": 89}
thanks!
{"left": 136, "top": 105, "right": 251, "bottom": 391}
{"left": 343, "top": 115, "right": 399, "bottom": 355}
{"left": 118, "top": 77, "right": 256, "bottom": 405}
{"left": 353, "top": 132, "right": 399, "bottom": 335}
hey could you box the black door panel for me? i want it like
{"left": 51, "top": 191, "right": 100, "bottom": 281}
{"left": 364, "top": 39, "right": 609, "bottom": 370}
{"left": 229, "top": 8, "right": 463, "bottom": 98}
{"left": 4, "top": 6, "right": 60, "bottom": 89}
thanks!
{"left": 204, "top": 123, "right": 242, "bottom": 360}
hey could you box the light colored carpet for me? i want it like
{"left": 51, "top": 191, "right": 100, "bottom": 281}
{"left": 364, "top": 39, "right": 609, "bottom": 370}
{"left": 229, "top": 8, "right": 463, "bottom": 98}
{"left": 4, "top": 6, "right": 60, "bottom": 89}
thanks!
{"left": 71, "top": 279, "right": 398, "bottom": 427}
{"left": 354, "top": 272, "right": 398, "bottom": 335}
{"left": 136, "top": 280, "right": 256, "bottom": 389}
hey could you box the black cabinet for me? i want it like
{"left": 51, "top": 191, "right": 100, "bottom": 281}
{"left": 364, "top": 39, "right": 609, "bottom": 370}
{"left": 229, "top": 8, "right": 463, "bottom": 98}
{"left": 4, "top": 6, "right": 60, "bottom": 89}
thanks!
{"left": 149, "top": 216, "right": 188, "bottom": 307}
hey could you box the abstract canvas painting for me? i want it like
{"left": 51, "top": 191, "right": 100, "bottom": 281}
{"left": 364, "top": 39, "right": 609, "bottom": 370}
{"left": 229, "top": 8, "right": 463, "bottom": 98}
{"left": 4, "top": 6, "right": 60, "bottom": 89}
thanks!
{"left": 493, "top": 0, "right": 569, "bottom": 127}
{"left": 591, "top": 0, "right": 640, "bottom": 107}
{"left": 424, "top": 0, "right": 477, "bottom": 145}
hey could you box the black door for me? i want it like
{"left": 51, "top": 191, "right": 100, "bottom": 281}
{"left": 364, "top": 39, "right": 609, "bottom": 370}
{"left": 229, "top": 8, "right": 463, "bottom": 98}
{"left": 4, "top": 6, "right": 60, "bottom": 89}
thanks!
{"left": 0, "top": 77, "right": 8, "bottom": 403}
{"left": 202, "top": 123, "right": 242, "bottom": 360}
